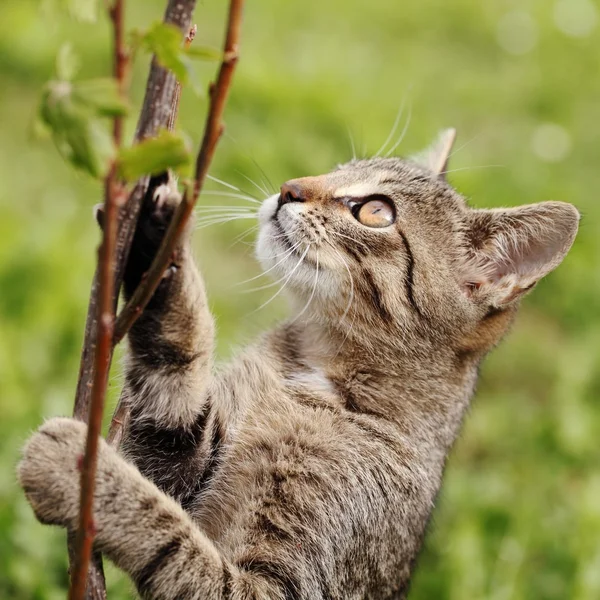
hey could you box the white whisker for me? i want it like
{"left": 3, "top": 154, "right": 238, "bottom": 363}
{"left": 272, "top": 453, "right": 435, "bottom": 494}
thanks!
{"left": 206, "top": 174, "right": 241, "bottom": 192}
{"left": 439, "top": 164, "right": 505, "bottom": 176}
{"left": 250, "top": 158, "right": 277, "bottom": 194}
{"left": 202, "top": 191, "right": 262, "bottom": 204}
{"left": 253, "top": 245, "right": 311, "bottom": 312}
{"left": 375, "top": 95, "right": 408, "bottom": 158}
{"left": 238, "top": 241, "right": 303, "bottom": 288}
{"left": 195, "top": 215, "right": 257, "bottom": 230}
{"left": 347, "top": 126, "right": 357, "bottom": 161}
{"left": 229, "top": 224, "right": 259, "bottom": 248}
{"left": 447, "top": 132, "right": 484, "bottom": 160}
{"left": 237, "top": 172, "right": 269, "bottom": 198}
{"left": 290, "top": 252, "right": 320, "bottom": 324}
{"left": 385, "top": 99, "right": 412, "bottom": 157}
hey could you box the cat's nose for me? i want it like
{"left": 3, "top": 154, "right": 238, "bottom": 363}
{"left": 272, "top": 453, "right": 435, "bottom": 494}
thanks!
{"left": 279, "top": 181, "right": 307, "bottom": 206}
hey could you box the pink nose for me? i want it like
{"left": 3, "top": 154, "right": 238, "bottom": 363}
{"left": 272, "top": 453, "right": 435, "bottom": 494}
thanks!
{"left": 279, "top": 181, "right": 307, "bottom": 205}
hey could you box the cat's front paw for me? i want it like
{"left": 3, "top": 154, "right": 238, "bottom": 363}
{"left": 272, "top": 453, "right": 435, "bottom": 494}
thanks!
{"left": 18, "top": 417, "right": 86, "bottom": 528}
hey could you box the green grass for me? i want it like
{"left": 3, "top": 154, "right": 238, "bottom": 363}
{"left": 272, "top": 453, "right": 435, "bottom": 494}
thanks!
{"left": 1, "top": 0, "right": 599, "bottom": 598}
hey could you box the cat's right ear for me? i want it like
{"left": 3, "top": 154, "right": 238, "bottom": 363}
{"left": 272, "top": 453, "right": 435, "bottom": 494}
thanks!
{"left": 411, "top": 128, "right": 457, "bottom": 179}
{"left": 461, "top": 201, "right": 579, "bottom": 308}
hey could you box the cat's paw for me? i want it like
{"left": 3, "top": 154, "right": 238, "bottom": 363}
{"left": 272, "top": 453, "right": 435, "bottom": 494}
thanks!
{"left": 151, "top": 181, "right": 182, "bottom": 226}
{"left": 18, "top": 417, "right": 86, "bottom": 528}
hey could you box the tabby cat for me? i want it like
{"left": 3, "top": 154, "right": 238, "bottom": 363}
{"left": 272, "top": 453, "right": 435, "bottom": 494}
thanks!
{"left": 19, "top": 130, "right": 579, "bottom": 599}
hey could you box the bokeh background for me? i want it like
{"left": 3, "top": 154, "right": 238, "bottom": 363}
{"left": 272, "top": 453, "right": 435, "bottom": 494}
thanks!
{"left": 1, "top": 0, "right": 599, "bottom": 598}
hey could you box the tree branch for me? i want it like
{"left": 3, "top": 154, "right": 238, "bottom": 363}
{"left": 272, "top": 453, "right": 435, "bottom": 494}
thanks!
{"left": 111, "top": 0, "right": 244, "bottom": 348}
{"left": 68, "top": 166, "right": 120, "bottom": 600}
{"left": 68, "top": 1, "right": 197, "bottom": 598}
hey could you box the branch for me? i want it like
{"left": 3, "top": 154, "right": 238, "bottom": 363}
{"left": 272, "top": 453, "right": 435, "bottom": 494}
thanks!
{"left": 68, "top": 167, "right": 120, "bottom": 600}
{"left": 167, "top": 25, "right": 197, "bottom": 132}
{"left": 107, "top": 0, "right": 245, "bottom": 444}
{"left": 112, "top": 0, "right": 244, "bottom": 346}
{"left": 67, "top": 1, "right": 197, "bottom": 598}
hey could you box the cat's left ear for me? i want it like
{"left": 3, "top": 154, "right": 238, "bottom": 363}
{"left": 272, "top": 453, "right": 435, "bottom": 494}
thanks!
{"left": 412, "top": 128, "right": 457, "bottom": 179}
{"left": 462, "top": 201, "right": 579, "bottom": 308}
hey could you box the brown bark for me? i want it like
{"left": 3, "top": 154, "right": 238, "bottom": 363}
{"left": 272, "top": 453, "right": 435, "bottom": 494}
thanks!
{"left": 68, "top": 1, "right": 198, "bottom": 598}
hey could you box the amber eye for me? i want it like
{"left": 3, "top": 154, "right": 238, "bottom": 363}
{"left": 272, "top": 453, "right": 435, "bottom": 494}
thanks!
{"left": 355, "top": 198, "right": 395, "bottom": 228}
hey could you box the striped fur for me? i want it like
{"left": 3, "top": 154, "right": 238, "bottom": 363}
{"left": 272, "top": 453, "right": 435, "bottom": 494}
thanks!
{"left": 19, "top": 149, "right": 578, "bottom": 599}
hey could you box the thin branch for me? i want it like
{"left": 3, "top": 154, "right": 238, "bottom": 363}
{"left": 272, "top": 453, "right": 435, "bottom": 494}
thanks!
{"left": 67, "top": 1, "right": 197, "bottom": 598}
{"left": 136, "top": 2, "right": 197, "bottom": 140}
{"left": 68, "top": 167, "right": 120, "bottom": 600}
{"left": 168, "top": 25, "right": 197, "bottom": 132}
{"left": 107, "top": 0, "right": 245, "bottom": 451}
{"left": 110, "top": 0, "right": 127, "bottom": 147}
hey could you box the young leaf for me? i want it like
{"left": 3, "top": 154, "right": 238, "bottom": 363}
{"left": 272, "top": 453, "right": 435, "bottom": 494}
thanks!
{"left": 56, "top": 43, "right": 81, "bottom": 81}
{"left": 68, "top": 0, "right": 98, "bottom": 22}
{"left": 40, "top": 81, "right": 114, "bottom": 178}
{"left": 186, "top": 46, "right": 222, "bottom": 61}
{"left": 141, "top": 23, "right": 190, "bottom": 84}
{"left": 72, "top": 78, "right": 129, "bottom": 117}
{"left": 116, "top": 129, "right": 191, "bottom": 181}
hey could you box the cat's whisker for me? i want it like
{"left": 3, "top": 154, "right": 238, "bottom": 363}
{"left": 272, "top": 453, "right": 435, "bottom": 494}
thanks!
{"left": 252, "top": 245, "right": 311, "bottom": 312}
{"left": 238, "top": 241, "right": 304, "bottom": 289}
{"left": 206, "top": 174, "right": 242, "bottom": 192}
{"left": 375, "top": 95, "right": 408, "bottom": 158}
{"left": 438, "top": 164, "right": 505, "bottom": 176}
{"left": 328, "top": 230, "right": 370, "bottom": 254}
{"left": 237, "top": 171, "right": 270, "bottom": 199}
{"left": 202, "top": 191, "right": 262, "bottom": 204}
{"left": 195, "top": 210, "right": 257, "bottom": 222}
{"left": 195, "top": 215, "right": 257, "bottom": 230}
{"left": 196, "top": 206, "right": 257, "bottom": 214}
{"left": 228, "top": 224, "right": 260, "bottom": 248}
{"left": 446, "top": 132, "right": 484, "bottom": 161}
{"left": 289, "top": 252, "right": 320, "bottom": 324}
{"left": 385, "top": 99, "right": 412, "bottom": 157}
{"left": 250, "top": 157, "right": 278, "bottom": 194}
{"left": 347, "top": 126, "right": 357, "bottom": 161}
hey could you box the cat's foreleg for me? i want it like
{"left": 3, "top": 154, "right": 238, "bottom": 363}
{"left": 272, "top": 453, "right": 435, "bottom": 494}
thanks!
{"left": 120, "top": 177, "right": 219, "bottom": 500}
{"left": 19, "top": 418, "right": 276, "bottom": 600}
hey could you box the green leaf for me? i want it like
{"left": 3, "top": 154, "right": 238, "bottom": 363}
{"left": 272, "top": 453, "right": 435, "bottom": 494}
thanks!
{"left": 39, "top": 81, "right": 114, "bottom": 178}
{"left": 68, "top": 0, "right": 98, "bottom": 22}
{"left": 56, "top": 43, "right": 80, "bottom": 81}
{"left": 141, "top": 23, "right": 190, "bottom": 84}
{"left": 71, "top": 78, "right": 129, "bottom": 117}
{"left": 186, "top": 46, "right": 222, "bottom": 61}
{"left": 116, "top": 130, "right": 192, "bottom": 181}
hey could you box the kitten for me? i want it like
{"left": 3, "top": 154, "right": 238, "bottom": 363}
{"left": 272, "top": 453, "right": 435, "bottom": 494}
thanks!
{"left": 19, "top": 130, "right": 579, "bottom": 599}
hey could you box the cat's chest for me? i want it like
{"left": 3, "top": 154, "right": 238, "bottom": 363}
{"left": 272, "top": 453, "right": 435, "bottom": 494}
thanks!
{"left": 284, "top": 366, "right": 337, "bottom": 397}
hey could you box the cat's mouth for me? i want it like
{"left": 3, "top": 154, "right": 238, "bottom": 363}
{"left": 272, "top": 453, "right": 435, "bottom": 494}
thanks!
{"left": 271, "top": 213, "right": 303, "bottom": 256}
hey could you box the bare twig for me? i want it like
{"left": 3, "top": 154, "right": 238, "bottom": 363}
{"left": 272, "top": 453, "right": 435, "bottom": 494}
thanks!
{"left": 107, "top": 0, "right": 245, "bottom": 450}
{"left": 109, "top": 0, "right": 128, "bottom": 147}
{"left": 136, "top": 2, "right": 197, "bottom": 139}
{"left": 168, "top": 25, "right": 197, "bottom": 132}
{"left": 112, "top": 0, "right": 244, "bottom": 347}
{"left": 68, "top": 1, "right": 197, "bottom": 598}
{"left": 68, "top": 167, "right": 120, "bottom": 600}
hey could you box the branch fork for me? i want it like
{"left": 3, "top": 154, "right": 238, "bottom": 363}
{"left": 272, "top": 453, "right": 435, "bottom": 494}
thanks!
{"left": 67, "top": 1, "right": 245, "bottom": 598}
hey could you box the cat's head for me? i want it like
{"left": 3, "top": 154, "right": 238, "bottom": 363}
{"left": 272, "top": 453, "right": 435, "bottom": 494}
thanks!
{"left": 256, "top": 130, "right": 579, "bottom": 355}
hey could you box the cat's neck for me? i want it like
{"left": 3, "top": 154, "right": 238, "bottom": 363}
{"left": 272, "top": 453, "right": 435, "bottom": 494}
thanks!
{"left": 270, "top": 317, "right": 481, "bottom": 454}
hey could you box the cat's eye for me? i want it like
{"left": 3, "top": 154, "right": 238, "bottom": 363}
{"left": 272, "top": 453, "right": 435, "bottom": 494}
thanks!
{"left": 354, "top": 198, "right": 395, "bottom": 228}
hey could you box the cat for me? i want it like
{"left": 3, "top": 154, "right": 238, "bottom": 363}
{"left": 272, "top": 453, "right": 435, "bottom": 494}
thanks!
{"left": 18, "top": 130, "right": 579, "bottom": 599}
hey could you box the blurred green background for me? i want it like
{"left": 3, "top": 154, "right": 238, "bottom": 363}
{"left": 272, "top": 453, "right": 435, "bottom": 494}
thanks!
{"left": 1, "top": 0, "right": 599, "bottom": 598}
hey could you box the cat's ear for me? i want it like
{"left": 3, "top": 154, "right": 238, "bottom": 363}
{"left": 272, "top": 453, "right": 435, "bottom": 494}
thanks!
{"left": 412, "top": 128, "right": 457, "bottom": 179}
{"left": 462, "top": 201, "right": 579, "bottom": 307}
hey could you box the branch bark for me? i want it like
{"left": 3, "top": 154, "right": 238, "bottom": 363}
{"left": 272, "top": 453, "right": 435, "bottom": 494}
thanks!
{"left": 107, "top": 0, "right": 245, "bottom": 442}
{"left": 68, "top": 1, "right": 197, "bottom": 598}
